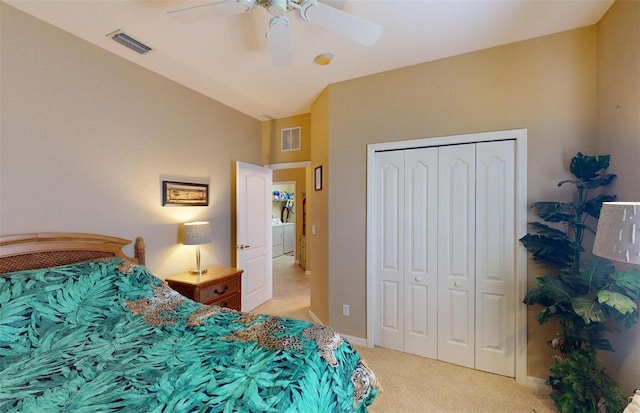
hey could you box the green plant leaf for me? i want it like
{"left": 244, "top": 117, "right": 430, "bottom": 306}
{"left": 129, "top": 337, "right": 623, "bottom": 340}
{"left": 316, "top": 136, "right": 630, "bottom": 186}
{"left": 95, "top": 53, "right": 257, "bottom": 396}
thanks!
{"left": 531, "top": 201, "right": 576, "bottom": 223}
{"left": 583, "top": 194, "right": 617, "bottom": 218}
{"left": 528, "top": 222, "right": 569, "bottom": 239}
{"left": 519, "top": 234, "right": 574, "bottom": 268}
{"left": 589, "top": 337, "right": 615, "bottom": 352}
{"left": 610, "top": 269, "right": 640, "bottom": 299}
{"left": 582, "top": 174, "right": 617, "bottom": 189}
{"left": 525, "top": 276, "right": 576, "bottom": 306}
{"left": 569, "top": 153, "right": 610, "bottom": 180}
{"left": 571, "top": 297, "right": 606, "bottom": 324}
{"left": 598, "top": 290, "right": 637, "bottom": 315}
{"left": 579, "top": 258, "right": 615, "bottom": 291}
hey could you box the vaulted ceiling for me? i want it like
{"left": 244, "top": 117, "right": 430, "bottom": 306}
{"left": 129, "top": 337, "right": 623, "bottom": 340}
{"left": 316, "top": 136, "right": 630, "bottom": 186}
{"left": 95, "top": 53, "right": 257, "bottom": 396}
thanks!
{"left": 5, "top": 0, "right": 614, "bottom": 120}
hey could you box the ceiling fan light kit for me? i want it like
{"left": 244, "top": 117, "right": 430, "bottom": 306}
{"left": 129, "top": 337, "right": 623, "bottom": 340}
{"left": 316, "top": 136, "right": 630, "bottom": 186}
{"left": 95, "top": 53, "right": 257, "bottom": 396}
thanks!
{"left": 269, "top": 16, "right": 292, "bottom": 66}
{"left": 314, "top": 53, "right": 333, "bottom": 66}
{"left": 268, "top": 0, "right": 288, "bottom": 16}
{"left": 168, "top": 0, "right": 383, "bottom": 67}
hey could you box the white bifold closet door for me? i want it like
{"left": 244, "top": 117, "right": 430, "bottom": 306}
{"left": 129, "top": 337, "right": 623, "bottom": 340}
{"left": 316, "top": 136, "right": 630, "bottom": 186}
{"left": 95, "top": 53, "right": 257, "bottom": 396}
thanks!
{"left": 374, "top": 140, "right": 515, "bottom": 377}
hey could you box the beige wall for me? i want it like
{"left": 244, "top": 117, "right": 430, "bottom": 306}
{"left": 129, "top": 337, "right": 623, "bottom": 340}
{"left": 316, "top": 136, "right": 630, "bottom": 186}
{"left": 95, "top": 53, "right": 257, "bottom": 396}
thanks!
{"left": 0, "top": 4, "right": 262, "bottom": 277}
{"left": 263, "top": 114, "right": 312, "bottom": 271}
{"left": 261, "top": 114, "right": 311, "bottom": 166}
{"left": 319, "top": 27, "right": 600, "bottom": 381}
{"left": 309, "top": 89, "right": 330, "bottom": 323}
{"left": 4, "top": 0, "right": 637, "bottom": 391}
{"left": 596, "top": 0, "right": 640, "bottom": 393}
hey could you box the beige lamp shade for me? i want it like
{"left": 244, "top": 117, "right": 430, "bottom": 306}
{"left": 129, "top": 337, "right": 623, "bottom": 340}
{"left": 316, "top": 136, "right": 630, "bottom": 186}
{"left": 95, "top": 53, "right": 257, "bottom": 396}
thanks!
{"left": 593, "top": 202, "right": 640, "bottom": 264}
{"left": 182, "top": 221, "right": 212, "bottom": 275}
{"left": 183, "top": 221, "right": 212, "bottom": 245}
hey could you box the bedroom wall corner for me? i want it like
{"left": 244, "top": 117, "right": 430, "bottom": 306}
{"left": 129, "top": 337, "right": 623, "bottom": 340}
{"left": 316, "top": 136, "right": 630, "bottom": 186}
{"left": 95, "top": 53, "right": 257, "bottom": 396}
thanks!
{"left": 262, "top": 114, "right": 311, "bottom": 166}
{"left": 0, "top": 3, "right": 262, "bottom": 278}
{"left": 596, "top": 0, "right": 640, "bottom": 394}
{"left": 325, "top": 26, "right": 599, "bottom": 379}
{"left": 308, "top": 88, "right": 330, "bottom": 325}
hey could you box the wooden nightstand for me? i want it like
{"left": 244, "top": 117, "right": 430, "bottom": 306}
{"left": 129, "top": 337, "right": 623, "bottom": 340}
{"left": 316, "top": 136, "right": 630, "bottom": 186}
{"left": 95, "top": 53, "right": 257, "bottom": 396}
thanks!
{"left": 165, "top": 266, "right": 243, "bottom": 310}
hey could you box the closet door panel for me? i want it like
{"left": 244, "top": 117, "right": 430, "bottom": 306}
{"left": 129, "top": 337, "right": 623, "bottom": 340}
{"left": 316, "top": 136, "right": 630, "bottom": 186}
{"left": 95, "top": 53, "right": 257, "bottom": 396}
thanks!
{"left": 437, "top": 144, "right": 476, "bottom": 369}
{"left": 404, "top": 148, "right": 438, "bottom": 358}
{"left": 374, "top": 151, "right": 405, "bottom": 351}
{"left": 475, "top": 140, "right": 516, "bottom": 377}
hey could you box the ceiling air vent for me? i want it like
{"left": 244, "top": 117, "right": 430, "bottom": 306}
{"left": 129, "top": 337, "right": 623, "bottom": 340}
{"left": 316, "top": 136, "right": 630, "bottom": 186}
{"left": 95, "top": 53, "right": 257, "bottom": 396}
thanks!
{"left": 109, "top": 30, "right": 153, "bottom": 54}
{"left": 281, "top": 127, "right": 301, "bottom": 152}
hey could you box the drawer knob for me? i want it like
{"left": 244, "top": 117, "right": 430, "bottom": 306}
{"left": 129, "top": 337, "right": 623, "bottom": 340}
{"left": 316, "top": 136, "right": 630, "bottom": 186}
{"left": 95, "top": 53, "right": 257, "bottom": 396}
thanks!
{"left": 214, "top": 285, "right": 229, "bottom": 295}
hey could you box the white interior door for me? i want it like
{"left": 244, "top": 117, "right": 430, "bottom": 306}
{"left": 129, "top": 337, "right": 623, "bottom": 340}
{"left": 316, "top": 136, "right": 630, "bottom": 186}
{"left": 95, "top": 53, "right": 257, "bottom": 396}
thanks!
{"left": 236, "top": 161, "right": 272, "bottom": 312}
{"left": 404, "top": 148, "right": 439, "bottom": 358}
{"left": 374, "top": 150, "right": 405, "bottom": 352}
{"left": 374, "top": 148, "right": 438, "bottom": 358}
{"left": 369, "top": 130, "right": 526, "bottom": 380}
{"left": 475, "top": 141, "right": 516, "bottom": 376}
{"left": 372, "top": 137, "right": 517, "bottom": 377}
{"left": 437, "top": 144, "right": 476, "bottom": 369}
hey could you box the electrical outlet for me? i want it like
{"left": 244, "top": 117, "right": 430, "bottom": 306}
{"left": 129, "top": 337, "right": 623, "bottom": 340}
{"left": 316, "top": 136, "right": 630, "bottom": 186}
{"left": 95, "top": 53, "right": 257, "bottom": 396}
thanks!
{"left": 342, "top": 304, "right": 350, "bottom": 316}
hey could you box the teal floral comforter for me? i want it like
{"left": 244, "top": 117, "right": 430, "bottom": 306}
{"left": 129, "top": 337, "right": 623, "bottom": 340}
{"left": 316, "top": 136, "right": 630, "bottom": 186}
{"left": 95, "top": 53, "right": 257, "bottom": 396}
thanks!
{"left": 0, "top": 258, "right": 380, "bottom": 412}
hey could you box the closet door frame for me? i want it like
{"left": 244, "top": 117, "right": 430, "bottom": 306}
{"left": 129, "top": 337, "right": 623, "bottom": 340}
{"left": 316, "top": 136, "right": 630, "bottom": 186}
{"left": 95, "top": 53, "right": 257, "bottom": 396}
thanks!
{"left": 366, "top": 129, "right": 528, "bottom": 384}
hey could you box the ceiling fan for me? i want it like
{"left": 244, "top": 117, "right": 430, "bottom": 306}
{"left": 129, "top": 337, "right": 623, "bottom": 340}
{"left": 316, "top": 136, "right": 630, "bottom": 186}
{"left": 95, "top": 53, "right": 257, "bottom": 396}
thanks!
{"left": 167, "top": 0, "right": 383, "bottom": 67}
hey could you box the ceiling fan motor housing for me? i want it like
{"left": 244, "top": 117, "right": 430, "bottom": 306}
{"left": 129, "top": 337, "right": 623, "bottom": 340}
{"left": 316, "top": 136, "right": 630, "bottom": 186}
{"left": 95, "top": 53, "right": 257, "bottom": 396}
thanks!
{"left": 267, "top": 0, "right": 287, "bottom": 16}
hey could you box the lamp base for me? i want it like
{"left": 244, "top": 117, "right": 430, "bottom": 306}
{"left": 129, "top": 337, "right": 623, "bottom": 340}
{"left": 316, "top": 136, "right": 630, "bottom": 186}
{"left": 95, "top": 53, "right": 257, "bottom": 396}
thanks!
{"left": 189, "top": 268, "right": 208, "bottom": 275}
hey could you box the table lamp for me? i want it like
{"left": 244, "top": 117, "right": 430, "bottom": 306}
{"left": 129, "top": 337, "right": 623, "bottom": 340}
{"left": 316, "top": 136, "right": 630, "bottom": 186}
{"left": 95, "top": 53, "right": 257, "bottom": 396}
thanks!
{"left": 593, "top": 202, "right": 640, "bottom": 264}
{"left": 183, "top": 221, "right": 212, "bottom": 274}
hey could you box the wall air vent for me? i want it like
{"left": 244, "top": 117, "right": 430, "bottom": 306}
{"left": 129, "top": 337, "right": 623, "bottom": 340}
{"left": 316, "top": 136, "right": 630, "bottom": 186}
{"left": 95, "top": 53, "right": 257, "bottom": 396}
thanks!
{"left": 281, "top": 127, "right": 301, "bottom": 152}
{"left": 109, "top": 30, "right": 153, "bottom": 54}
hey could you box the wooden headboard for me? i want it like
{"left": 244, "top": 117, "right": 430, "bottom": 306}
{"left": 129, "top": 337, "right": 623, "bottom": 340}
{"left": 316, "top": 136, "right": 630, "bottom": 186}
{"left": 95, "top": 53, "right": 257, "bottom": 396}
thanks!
{"left": 0, "top": 232, "right": 145, "bottom": 274}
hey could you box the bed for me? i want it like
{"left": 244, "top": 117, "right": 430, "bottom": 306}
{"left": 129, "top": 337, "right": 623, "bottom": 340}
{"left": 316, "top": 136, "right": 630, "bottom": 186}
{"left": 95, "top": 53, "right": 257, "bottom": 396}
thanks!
{"left": 0, "top": 232, "right": 380, "bottom": 412}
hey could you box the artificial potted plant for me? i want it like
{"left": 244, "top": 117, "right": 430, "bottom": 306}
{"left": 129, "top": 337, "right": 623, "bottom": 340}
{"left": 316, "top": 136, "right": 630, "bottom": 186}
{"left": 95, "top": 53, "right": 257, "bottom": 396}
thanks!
{"left": 520, "top": 152, "right": 640, "bottom": 413}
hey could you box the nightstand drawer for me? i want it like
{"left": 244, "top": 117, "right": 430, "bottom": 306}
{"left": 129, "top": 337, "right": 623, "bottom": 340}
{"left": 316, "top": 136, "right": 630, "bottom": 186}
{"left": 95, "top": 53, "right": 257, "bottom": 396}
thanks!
{"left": 165, "top": 266, "right": 243, "bottom": 310}
{"left": 209, "top": 292, "right": 240, "bottom": 310}
{"left": 199, "top": 277, "right": 240, "bottom": 303}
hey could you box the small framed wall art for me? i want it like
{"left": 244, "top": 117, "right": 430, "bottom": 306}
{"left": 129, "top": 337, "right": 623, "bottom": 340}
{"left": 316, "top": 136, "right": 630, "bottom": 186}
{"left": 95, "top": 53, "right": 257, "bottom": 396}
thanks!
{"left": 162, "top": 181, "right": 209, "bottom": 206}
{"left": 314, "top": 166, "right": 323, "bottom": 191}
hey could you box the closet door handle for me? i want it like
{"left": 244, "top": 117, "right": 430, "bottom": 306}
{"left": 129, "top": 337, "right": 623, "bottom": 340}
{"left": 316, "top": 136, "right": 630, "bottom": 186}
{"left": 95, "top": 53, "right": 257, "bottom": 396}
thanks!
{"left": 454, "top": 281, "right": 461, "bottom": 288}
{"left": 414, "top": 277, "right": 423, "bottom": 282}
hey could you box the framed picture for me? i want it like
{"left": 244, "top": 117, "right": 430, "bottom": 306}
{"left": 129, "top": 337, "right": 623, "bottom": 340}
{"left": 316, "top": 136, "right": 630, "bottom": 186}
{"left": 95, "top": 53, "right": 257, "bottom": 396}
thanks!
{"left": 314, "top": 166, "right": 323, "bottom": 191}
{"left": 162, "top": 181, "right": 209, "bottom": 206}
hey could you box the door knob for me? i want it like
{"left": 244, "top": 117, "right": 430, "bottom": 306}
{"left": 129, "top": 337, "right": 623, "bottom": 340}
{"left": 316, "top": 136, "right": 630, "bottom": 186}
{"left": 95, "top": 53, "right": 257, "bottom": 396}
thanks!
{"left": 454, "top": 281, "right": 461, "bottom": 288}
{"left": 414, "top": 277, "right": 423, "bottom": 282}
{"left": 238, "top": 244, "right": 251, "bottom": 250}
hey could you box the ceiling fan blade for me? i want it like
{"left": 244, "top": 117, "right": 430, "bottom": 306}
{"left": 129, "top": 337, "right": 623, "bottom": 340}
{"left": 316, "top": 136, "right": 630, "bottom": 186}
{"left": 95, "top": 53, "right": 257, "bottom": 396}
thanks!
{"left": 268, "top": 16, "right": 292, "bottom": 67}
{"left": 168, "top": 0, "right": 256, "bottom": 24}
{"left": 299, "top": 0, "right": 383, "bottom": 47}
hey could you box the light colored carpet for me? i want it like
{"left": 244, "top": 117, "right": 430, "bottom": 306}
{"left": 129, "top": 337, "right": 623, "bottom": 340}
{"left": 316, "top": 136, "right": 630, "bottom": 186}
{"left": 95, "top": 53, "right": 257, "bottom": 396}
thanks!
{"left": 252, "top": 255, "right": 312, "bottom": 322}
{"left": 252, "top": 256, "right": 556, "bottom": 413}
{"left": 355, "top": 344, "right": 555, "bottom": 413}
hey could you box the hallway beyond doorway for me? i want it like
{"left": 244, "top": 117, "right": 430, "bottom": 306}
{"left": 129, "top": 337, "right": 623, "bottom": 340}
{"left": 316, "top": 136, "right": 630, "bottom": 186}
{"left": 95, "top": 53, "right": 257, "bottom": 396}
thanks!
{"left": 252, "top": 255, "right": 311, "bottom": 322}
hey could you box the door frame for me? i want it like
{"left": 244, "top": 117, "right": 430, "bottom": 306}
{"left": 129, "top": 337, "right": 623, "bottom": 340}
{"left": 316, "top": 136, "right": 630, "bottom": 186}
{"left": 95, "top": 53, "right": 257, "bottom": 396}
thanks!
{"left": 236, "top": 161, "right": 273, "bottom": 312}
{"left": 366, "top": 129, "right": 528, "bottom": 384}
{"left": 267, "top": 161, "right": 312, "bottom": 276}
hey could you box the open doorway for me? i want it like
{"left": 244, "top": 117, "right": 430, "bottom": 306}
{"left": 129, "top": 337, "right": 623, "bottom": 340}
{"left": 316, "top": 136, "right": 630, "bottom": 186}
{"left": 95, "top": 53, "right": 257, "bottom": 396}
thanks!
{"left": 271, "top": 181, "right": 297, "bottom": 262}
{"left": 252, "top": 165, "right": 311, "bottom": 321}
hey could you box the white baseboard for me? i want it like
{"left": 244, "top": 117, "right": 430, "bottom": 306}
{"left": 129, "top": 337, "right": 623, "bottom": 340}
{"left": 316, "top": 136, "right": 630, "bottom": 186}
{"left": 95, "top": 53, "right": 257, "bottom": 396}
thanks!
{"left": 342, "top": 335, "right": 368, "bottom": 347}
{"left": 308, "top": 310, "right": 323, "bottom": 325}
{"left": 524, "top": 375, "right": 549, "bottom": 391}
{"left": 307, "top": 310, "right": 367, "bottom": 346}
